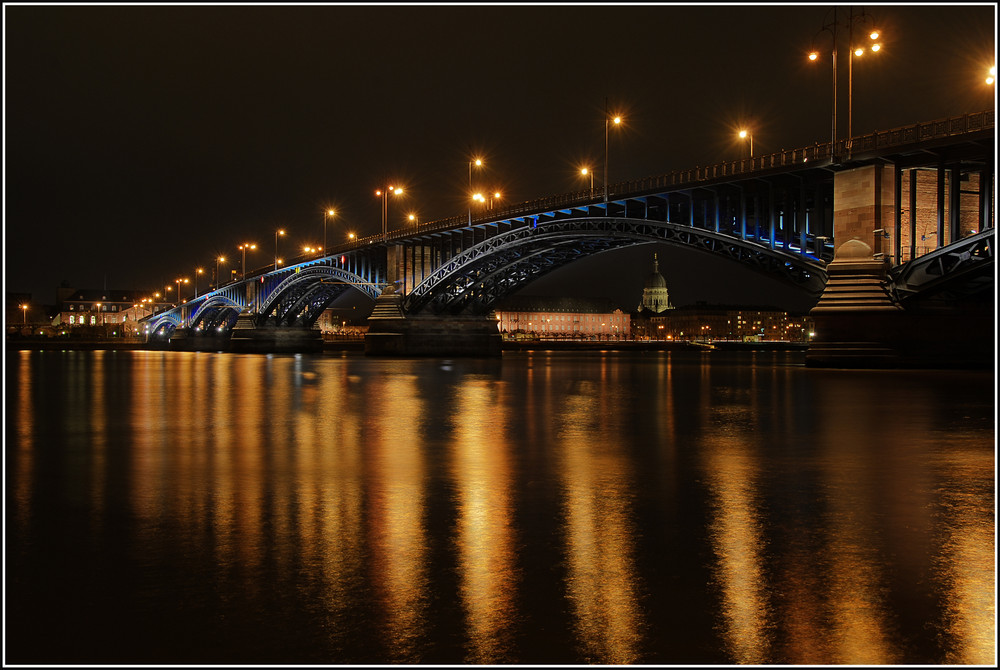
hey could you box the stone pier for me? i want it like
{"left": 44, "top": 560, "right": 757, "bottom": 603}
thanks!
{"left": 228, "top": 311, "right": 324, "bottom": 353}
{"left": 364, "top": 289, "right": 502, "bottom": 357}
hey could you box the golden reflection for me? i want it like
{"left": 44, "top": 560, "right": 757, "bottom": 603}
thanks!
{"left": 935, "top": 447, "right": 995, "bottom": 665}
{"left": 702, "top": 431, "right": 772, "bottom": 664}
{"left": 14, "top": 351, "right": 36, "bottom": 533}
{"left": 823, "top": 466, "right": 898, "bottom": 664}
{"left": 366, "top": 369, "right": 429, "bottom": 662}
{"left": 451, "top": 379, "right": 517, "bottom": 663}
{"left": 303, "top": 363, "right": 365, "bottom": 630}
{"left": 814, "top": 377, "right": 901, "bottom": 665}
{"left": 558, "top": 388, "right": 643, "bottom": 664}
{"left": 89, "top": 351, "right": 108, "bottom": 532}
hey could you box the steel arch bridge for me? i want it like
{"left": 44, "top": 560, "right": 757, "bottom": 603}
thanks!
{"left": 403, "top": 217, "right": 826, "bottom": 316}
{"left": 143, "top": 212, "right": 828, "bottom": 337}
{"left": 141, "top": 110, "right": 993, "bottom": 339}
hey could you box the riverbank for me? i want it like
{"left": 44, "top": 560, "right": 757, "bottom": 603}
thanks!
{"left": 6, "top": 338, "right": 806, "bottom": 354}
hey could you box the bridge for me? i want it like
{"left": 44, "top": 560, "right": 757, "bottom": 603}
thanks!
{"left": 143, "top": 110, "right": 994, "bottom": 365}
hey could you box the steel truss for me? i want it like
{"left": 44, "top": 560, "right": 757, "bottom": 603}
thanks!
{"left": 403, "top": 217, "right": 828, "bottom": 316}
{"left": 888, "top": 229, "right": 994, "bottom": 308}
{"left": 256, "top": 265, "right": 379, "bottom": 327}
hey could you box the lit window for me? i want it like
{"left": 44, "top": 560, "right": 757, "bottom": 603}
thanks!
{"left": 90, "top": 316, "right": 96, "bottom": 325}
{"left": 69, "top": 315, "right": 75, "bottom": 325}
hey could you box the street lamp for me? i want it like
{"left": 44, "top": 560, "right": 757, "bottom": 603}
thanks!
{"left": 216, "top": 256, "right": 226, "bottom": 289}
{"left": 323, "top": 209, "right": 335, "bottom": 251}
{"left": 238, "top": 243, "right": 256, "bottom": 279}
{"left": 348, "top": 232, "right": 356, "bottom": 241}
{"left": 581, "top": 167, "right": 594, "bottom": 192}
{"left": 490, "top": 191, "right": 501, "bottom": 210}
{"left": 468, "top": 158, "right": 484, "bottom": 224}
{"left": 20, "top": 304, "right": 28, "bottom": 324}
{"left": 275, "top": 228, "right": 285, "bottom": 271}
{"left": 604, "top": 99, "right": 623, "bottom": 203}
{"left": 988, "top": 65, "right": 996, "bottom": 85}
{"left": 809, "top": 8, "right": 882, "bottom": 160}
{"left": 376, "top": 186, "right": 403, "bottom": 240}
{"left": 194, "top": 268, "right": 204, "bottom": 297}
{"left": 174, "top": 278, "right": 189, "bottom": 304}
{"left": 738, "top": 129, "right": 754, "bottom": 158}
{"left": 847, "top": 24, "right": 883, "bottom": 154}
{"left": 408, "top": 213, "right": 417, "bottom": 225}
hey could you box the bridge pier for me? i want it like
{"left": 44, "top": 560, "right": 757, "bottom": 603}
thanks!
{"left": 805, "top": 239, "right": 904, "bottom": 367}
{"left": 364, "top": 291, "right": 502, "bottom": 357}
{"left": 228, "top": 310, "right": 324, "bottom": 354}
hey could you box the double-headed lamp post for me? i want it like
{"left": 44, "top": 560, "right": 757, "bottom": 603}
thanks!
{"left": 174, "top": 278, "right": 189, "bottom": 304}
{"left": 238, "top": 243, "right": 256, "bottom": 279}
{"left": 809, "top": 8, "right": 882, "bottom": 160}
{"left": 604, "top": 101, "right": 623, "bottom": 203}
{"left": 275, "top": 229, "right": 285, "bottom": 271}
{"left": 376, "top": 186, "right": 403, "bottom": 240}
{"left": 738, "top": 129, "right": 754, "bottom": 158}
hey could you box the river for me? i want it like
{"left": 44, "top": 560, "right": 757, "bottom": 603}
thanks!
{"left": 5, "top": 349, "right": 995, "bottom": 665}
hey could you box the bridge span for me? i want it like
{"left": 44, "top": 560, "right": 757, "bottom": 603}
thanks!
{"left": 143, "top": 110, "right": 994, "bottom": 365}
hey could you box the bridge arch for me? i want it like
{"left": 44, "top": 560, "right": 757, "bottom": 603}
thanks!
{"left": 190, "top": 295, "right": 243, "bottom": 332}
{"left": 256, "top": 265, "right": 380, "bottom": 327}
{"left": 403, "top": 217, "right": 828, "bottom": 315}
{"left": 146, "top": 312, "right": 183, "bottom": 338}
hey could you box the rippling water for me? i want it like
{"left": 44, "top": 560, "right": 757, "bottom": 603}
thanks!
{"left": 5, "top": 349, "right": 995, "bottom": 665}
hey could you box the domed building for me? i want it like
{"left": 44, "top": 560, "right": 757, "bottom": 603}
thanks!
{"left": 638, "top": 253, "right": 673, "bottom": 314}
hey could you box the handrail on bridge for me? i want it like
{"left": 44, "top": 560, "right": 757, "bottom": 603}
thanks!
{"left": 336, "top": 109, "right": 993, "bottom": 248}
{"left": 190, "top": 110, "right": 995, "bottom": 294}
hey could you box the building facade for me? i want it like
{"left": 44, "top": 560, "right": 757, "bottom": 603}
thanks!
{"left": 495, "top": 296, "right": 630, "bottom": 340}
{"left": 632, "top": 303, "right": 813, "bottom": 342}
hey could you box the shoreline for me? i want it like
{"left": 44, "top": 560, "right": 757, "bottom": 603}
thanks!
{"left": 6, "top": 338, "right": 806, "bottom": 353}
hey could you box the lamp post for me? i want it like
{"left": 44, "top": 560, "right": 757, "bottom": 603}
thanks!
{"left": 738, "top": 129, "right": 754, "bottom": 158}
{"left": 275, "top": 229, "right": 285, "bottom": 271}
{"left": 604, "top": 98, "right": 622, "bottom": 203}
{"left": 174, "top": 278, "right": 189, "bottom": 304}
{"left": 489, "top": 191, "right": 501, "bottom": 210}
{"left": 581, "top": 167, "right": 594, "bottom": 193}
{"left": 323, "top": 209, "right": 335, "bottom": 251}
{"left": 194, "top": 268, "right": 204, "bottom": 297}
{"left": 216, "top": 256, "right": 226, "bottom": 289}
{"left": 376, "top": 186, "right": 403, "bottom": 240}
{"left": 238, "top": 243, "right": 256, "bottom": 279}
{"left": 20, "top": 304, "right": 28, "bottom": 324}
{"left": 848, "top": 22, "right": 883, "bottom": 155}
{"left": 809, "top": 8, "right": 882, "bottom": 161}
{"left": 468, "top": 158, "right": 483, "bottom": 224}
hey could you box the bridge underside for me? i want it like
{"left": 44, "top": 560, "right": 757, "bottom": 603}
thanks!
{"left": 402, "top": 217, "right": 827, "bottom": 316}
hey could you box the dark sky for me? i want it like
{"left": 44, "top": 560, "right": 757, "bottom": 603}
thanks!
{"left": 4, "top": 3, "right": 996, "bottom": 312}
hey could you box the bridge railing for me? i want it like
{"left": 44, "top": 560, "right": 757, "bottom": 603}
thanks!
{"left": 349, "top": 110, "right": 993, "bottom": 247}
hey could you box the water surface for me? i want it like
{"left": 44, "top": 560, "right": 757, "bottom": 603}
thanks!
{"left": 5, "top": 349, "right": 995, "bottom": 664}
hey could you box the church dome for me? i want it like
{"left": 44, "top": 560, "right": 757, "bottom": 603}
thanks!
{"left": 645, "top": 268, "right": 667, "bottom": 290}
{"left": 638, "top": 253, "right": 673, "bottom": 314}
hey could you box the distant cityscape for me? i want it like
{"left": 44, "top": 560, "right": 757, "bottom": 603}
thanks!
{"left": 7, "top": 254, "right": 813, "bottom": 343}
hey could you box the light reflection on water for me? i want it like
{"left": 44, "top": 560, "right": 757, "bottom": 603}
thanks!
{"left": 5, "top": 349, "right": 995, "bottom": 665}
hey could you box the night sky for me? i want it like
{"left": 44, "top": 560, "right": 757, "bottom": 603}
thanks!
{"left": 5, "top": 3, "right": 996, "bottom": 313}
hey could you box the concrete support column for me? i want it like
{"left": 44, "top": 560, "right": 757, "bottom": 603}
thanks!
{"left": 807, "top": 164, "right": 903, "bottom": 368}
